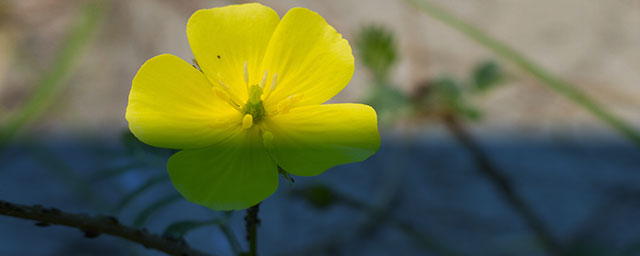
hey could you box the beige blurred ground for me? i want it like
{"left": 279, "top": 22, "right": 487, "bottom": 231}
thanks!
{"left": 1, "top": 0, "right": 639, "bottom": 140}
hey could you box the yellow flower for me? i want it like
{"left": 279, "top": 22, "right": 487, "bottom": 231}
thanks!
{"left": 125, "top": 3, "right": 380, "bottom": 210}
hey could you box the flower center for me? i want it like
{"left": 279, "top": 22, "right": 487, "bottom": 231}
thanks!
{"left": 211, "top": 61, "right": 301, "bottom": 130}
{"left": 211, "top": 62, "right": 275, "bottom": 129}
{"left": 242, "top": 84, "right": 266, "bottom": 127}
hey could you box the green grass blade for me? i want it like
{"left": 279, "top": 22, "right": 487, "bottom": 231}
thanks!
{"left": 407, "top": 0, "right": 640, "bottom": 147}
{"left": 132, "top": 194, "right": 182, "bottom": 227}
{"left": 92, "top": 162, "right": 149, "bottom": 181}
{"left": 162, "top": 219, "right": 219, "bottom": 239}
{"left": 113, "top": 175, "right": 169, "bottom": 213}
{"left": 26, "top": 143, "right": 106, "bottom": 210}
{"left": 0, "top": 2, "right": 103, "bottom": 149}
{"left": 218, "top": 220, "right": 243, "bottom": 255}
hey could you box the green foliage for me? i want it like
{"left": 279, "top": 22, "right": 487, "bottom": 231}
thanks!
{"left": 296, "top": 184, "right": 337, "bottom": 209}
{"left": 355, "top": 24, "right": 409, "bottom": 125}
{"left": 408, "top": 0, "right": 640, "bottom": 147}
{"left": 472, "top": 60, "right": 503, "bottom": 92}
{"left": 411, "top": 60, "right": 506, "bottom": 121}
{"left": 364, "top": 80, "right": 410, "bottom": 125}
{"left": 434, "top": 77, "right": 482, "bottom": 120}
{"left": 355, "top": 24, "right": 502, "bottom": 124}
{"left": 413, "top": 76, "right": 477, "bottom": 121}
{"left": 356, "top": 25, "right": 397, "bottom": 79}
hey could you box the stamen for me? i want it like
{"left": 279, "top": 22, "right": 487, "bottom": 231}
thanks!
{"left": 243, "top": 61, "right": 249, "bottom": 86}
{"left": 259, "top": 70, "right": 268, "bottom": 88}
{"left": 261, "top": 73, "right": 278, "bottom": 101}
{"left": 275, "top": 94, "right": 303, "bottom": 115}
{"left": 242, "top": 114, "right": 253, "bottom": 129}
{"left": 270, "top": 73, "right": 278, "bottom": 91}
{"left": 212, "top": 87, "right": 242, "bottom": 112}
{"left": 216, "top": 73, "right": 230, "bottom": 90}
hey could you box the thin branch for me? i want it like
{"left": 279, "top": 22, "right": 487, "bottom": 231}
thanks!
{"left": 442, "top": 115, "right": 562, "bottom": 255}
{"left": 288, "top": 186, "right": 463, "bottom": 256}
{"left": 0, "top": 200, "right": 212, "bottom": 256}
{"left": 338, "top": 194, "right": 463, "bottom": 256}
{"left": 244, "top": 203, "right": 260, "bottom": 256}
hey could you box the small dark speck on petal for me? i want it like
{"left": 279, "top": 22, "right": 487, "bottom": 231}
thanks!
{"left": 217, "top": 55, "right": 221, "bottom": 59}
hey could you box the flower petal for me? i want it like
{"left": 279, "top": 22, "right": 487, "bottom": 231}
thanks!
{"left": 261, "top": 8, "right": 354, "bottom": 108}
{"left": 265, "top": 104, "right": 380, "bottom": 176}
{"left": 168, "top": 129, "right": 279, "bottom": 210}
{"left": 126, "top": 54, "right": 241, "bottom": 149}
{"left": 187, "top": 3, "right": 280, "bottom": 102}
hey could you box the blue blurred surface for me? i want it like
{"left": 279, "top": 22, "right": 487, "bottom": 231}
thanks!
{"left": 1, "top": 132, "right": 639, "bottom": 256}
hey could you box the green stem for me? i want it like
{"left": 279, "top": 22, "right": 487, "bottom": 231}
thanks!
{"left": 407, "top": 0, "right": 640, "bottom": 148}
{"left": 219, "top": 221, "right": 243, "bottom": 256}
{"left": 244, "top": 204, "right": 260, "bottom": 256}
{"left": 0, "top": 2, "right": 103, "bottom": 150}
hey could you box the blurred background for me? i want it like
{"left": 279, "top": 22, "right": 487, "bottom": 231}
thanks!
{"left": 1, "top": 0, "right": 640, "bottom": 255}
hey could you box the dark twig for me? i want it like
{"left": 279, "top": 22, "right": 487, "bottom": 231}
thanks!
{"left": 245, "top": 203, "right": 260, "bottom": 256}
{"left": 288, "top": 186, "right": 463, "bottom": 256}
{"left": 442, "top": 114, "right": 562, "bottom": 255}
{"left": 0, "top": 200, "right": 212, "bottom": 256}
{"left": 338, "top": 195, "right": 463, "bottom": 256}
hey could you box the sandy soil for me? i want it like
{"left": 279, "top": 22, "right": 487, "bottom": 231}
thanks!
{"left": 1, "top": 0, "right": 639, "bottom": 140}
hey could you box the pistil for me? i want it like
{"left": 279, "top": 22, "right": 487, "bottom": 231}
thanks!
{"left": 242, "top": 85, "right": 266, "bottom": 123}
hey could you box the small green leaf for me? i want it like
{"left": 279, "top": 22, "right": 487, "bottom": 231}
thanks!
{"left": 433, "top": 76, "right": 463, "bottom": 101}
{"left": 133, "top": 194, "right": 182, "bottom": 227}
{"left": 472, "top": 60, "right": 503, "bottom": 92}
{"left": 162, "top": 219, "right": 219, "bottom": 239}
{"left": 113, "top": 175, "right": 169, "bottom": 213}
{"left": 296, "top": 184, "right": 337, "bottom": 209}
{"left": 364, "top": 80, "right": 410, "bottom": 125}
{"left": 355, "top": 25, "right": 398, "bottom": 79}
{"left": 452, "top": 101, "right": 483, "bottom": 121}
